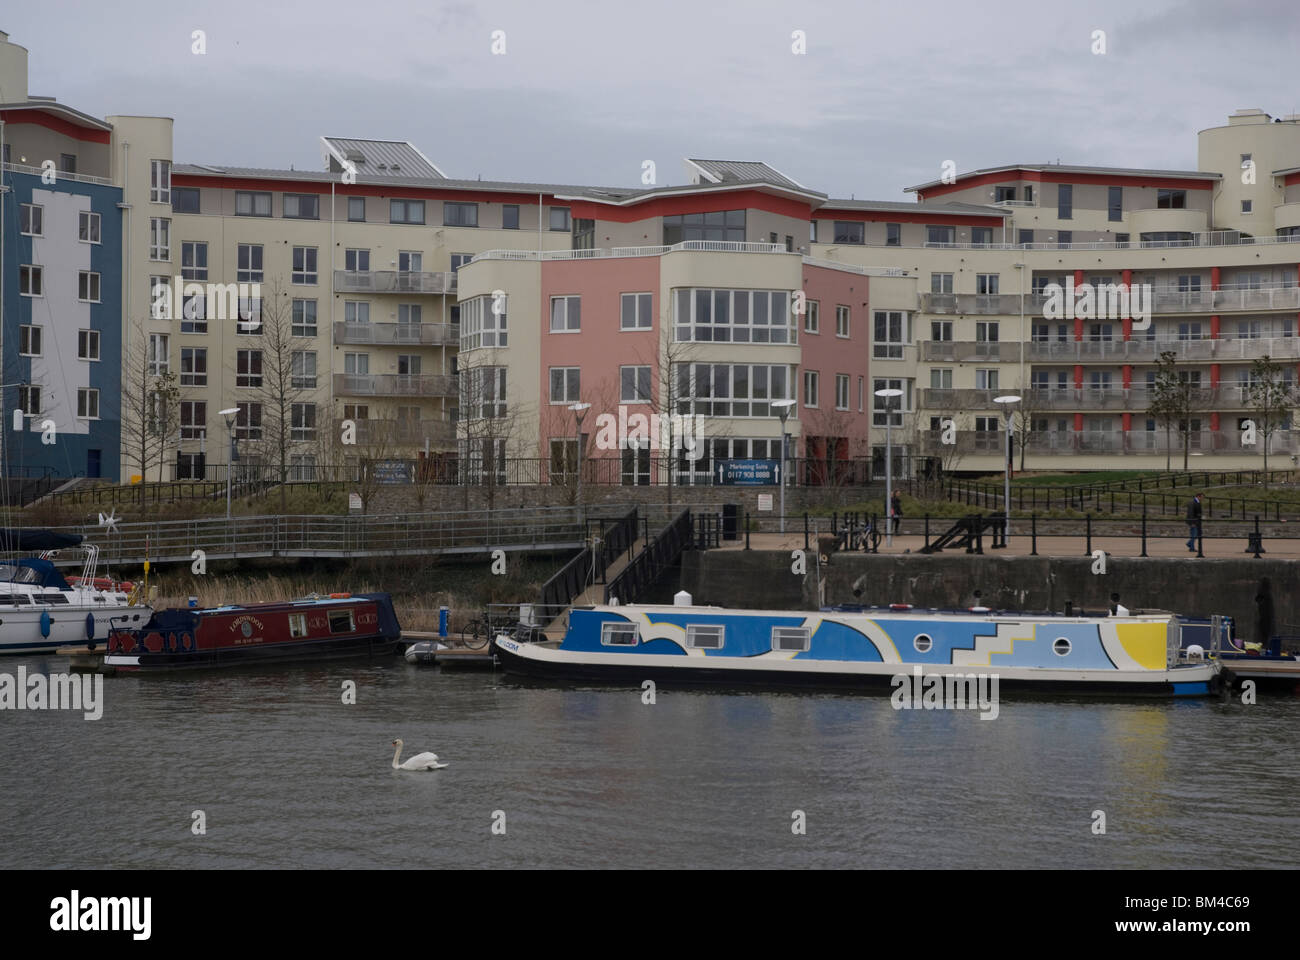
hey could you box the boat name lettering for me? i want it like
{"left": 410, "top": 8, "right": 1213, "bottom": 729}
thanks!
{"left": 229, "top": 615, "right": 265, "bottom": 634}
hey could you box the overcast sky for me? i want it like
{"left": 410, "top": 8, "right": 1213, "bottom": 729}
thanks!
{"left": 7, "top": 0, "right": 1300, "bottom": 199}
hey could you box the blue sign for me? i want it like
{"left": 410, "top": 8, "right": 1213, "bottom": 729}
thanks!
{"left": 715, "top": 459, "right": 780, "bottom": 485}
{"left": 373, "top": 460, "right": 413, "bottom": 484}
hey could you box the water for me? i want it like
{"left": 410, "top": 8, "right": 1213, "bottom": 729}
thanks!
{"left": 2, "top": 655, "right": 1297, "bottom": 869}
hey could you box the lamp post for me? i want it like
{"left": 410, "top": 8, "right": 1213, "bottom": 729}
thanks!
{"left": 874, "top": 387, "right": 903, "bottom": 546}
{"left": 994, "top": 395, "right": 1021, "bottom": 541}
{"left": 219, "top": 406, "right": 239, "bottom": 520}
{"left": 773, "top": 399, "right": 796, "bottom": 533}
{"left": 568, "top": 401, "right": 591, "bottom": 533}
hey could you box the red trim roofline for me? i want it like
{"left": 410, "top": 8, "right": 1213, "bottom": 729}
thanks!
{"left": 0, "top": 108, "right": 111, "bottom": 144}
{"left": 172, "top": 173, "right": 556, "bottom": 205}
{"left": 814, "top": 209, "right": 1004, "bottom": 226}
{"left": 916, "top": 169, "right": 1217, "bottom": 201}
{"left": 569, "top": 188, "right": 814, "bottom": 223}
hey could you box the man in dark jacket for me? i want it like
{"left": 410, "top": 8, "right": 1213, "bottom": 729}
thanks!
{"left": 890, "top": 491, "right": 903, "bottom": 535}
{"left": 1185, "top": 494, "right": 1203, "bottom": 551}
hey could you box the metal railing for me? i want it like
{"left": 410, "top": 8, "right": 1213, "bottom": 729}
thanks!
{"left": 332, "top": 373, "right": 458, "bottom": 397}
{"left": 604, "top": 508, "right": 692, "bottom": 604}
{"left": 2, "top": 161, "right": 114, "bottom": 186}
{"left": 332, "top": 270, "right": 457, "bottom": 294}
{"left": 472, "top": 240, "right": 787, "bottom": 264}
{"left": 332, "top": 321, "right": 459, "bottom": 346}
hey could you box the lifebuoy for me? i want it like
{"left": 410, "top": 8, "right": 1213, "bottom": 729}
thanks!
{"left": 329, "top": 593, "right": 351, "bottom": 599}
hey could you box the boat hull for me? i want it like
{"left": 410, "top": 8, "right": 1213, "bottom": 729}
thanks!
{"left": 0, "top": 605, "right": 152, "bottom": 656}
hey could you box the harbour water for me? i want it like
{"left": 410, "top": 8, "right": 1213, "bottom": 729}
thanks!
{"left": 2, "top": 655, "right": 1296, "bottom": 869}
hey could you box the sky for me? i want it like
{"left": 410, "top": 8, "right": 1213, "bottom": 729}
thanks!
{"left": 6, "top": 0, "right": 1300, "bottom": 199}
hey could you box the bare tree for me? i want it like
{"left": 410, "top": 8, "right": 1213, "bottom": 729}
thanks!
{"left": 457, "top": 351, "right": 528, "bottom": 512}
{"left": 1245, "top": 354, "right": 1297, "bottom": 487}
{"left": 1148, "top": 351, "right": 1191, "bottom": 471}
{"left": 802, "top": 404, "right": 871, "bottom": 504}
{"left": 121, "top": 317, "right": 180, "bottom": 483}
{"left": 538, "top": 376, "right": 619, "bottom": 506}
{"left": 248, "top": 280, "right": 309, "bottom": 512}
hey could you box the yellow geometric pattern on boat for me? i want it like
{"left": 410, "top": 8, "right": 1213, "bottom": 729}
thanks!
{"left": 1116, "top": 622, "right": 1166, "bottom": 670}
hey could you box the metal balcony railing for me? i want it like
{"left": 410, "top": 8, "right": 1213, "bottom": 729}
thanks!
{"left": 333, "top": 373, "right": 458, "bottom": 397}
{"left": 333, "top": 270, "right": 457, "bottom": 294}
{"left": 333, "top": 418, "right": 455, "bottom": 446}
{"left": 332, "top": 321, "right": 459, "bottom": 346}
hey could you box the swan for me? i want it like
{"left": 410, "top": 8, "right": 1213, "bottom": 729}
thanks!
{"left": 391, "top": 738, "right": 447, "bottom": 770}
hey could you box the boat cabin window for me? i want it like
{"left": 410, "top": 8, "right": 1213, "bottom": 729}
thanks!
{"left": 328, "top": 610, "right": 355, "bottom": 634}
{"left": 771, "top": 626, "right": 810, "bottom": 653}
{"left": 45, "top": 594, "right": 69, "bottom": 604}
{"left": 601, "top": 621, "right": 639, "bottom": 646}
{"left": 1053, "top": 637, "right": 1072, "bottom": 657}
{"left": 289, "top": 614, "right": 308, "bottom": 638}
{"left": 913, "top": 633, "right": 933, "bottom": 653}
{"left": 685, "top": 624, "right": 725, "bottom": 650}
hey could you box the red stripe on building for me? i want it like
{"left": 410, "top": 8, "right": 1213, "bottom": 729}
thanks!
{"left": 917, "top": 169, "right": 1216, "bottom": 201}
{"left": 0, "top": 109, "right": 111, "bottom": 144}
{"left": 571, "top": 189, "right": 815, "bottom": 224}
{"left": 172, "top": 174, "right": 558, "bottom": 205}
{"left": 813, "top": 209, "right": 1004, "bottom": 227}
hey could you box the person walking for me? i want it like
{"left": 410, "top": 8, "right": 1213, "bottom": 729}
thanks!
{"left": 1185, "top": 493, "right": 1203, "bottom": 552}
{"left": 890, "top": 491, "right": 903, "bottom": 536}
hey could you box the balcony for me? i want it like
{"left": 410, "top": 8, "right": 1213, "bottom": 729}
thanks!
{"left": 917, "top": 430, "right": 1005, "bottom": 455}
{"left": 333, "top": 270, "right": 457, "bottom": 295}
{"left": 1028, "top": 335, "right": 1300, "bottom": 362}
{"left": 919, "top": 293, "right": 1026, "bottom": 315}
{"left": 921, "top": 340, "right": 1010, "bottom": 362}
{"left": 920, "top": 388, "right": 1005, "bottom": 409}
{"left": 333, "top": 373, "right": 457, "bottom": 398}
{"left": 1021, "top": 430, "right": 1300, "bottom": 456}
{"left": 1027, "top": 285, "right": 1300, "bottom": 316}
{"left": 1025, "top": 387, "right": 1229, "bottom": 411}
{"left": 333, "top": 321, "right": 459, "bottom": 346}
{"left": 333, "top": 418, "right": 455, "bottom": 447}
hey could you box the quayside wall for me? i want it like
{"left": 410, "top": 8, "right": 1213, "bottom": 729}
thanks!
{"left": 680, "top": 551, "right": 1298, "bottom": 642}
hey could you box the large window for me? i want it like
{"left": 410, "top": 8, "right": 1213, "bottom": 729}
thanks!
{"left": 461, "top": 366, "right": 507, "bottom": 419}
{"left": 833, "top": 221, "right": 865, "bottom": 244}
{"left": 77, "top": 389, "right": 100, "bottom": 420}
{"left": 283, "top": 194, "right": 320, "bottom": 219}
{"left": 181, "top": 242, "right": 208, "bottom": 281}
{"left": 19, "top": 325, "right": 41, "bottom": 357}
{"left": 931, "top": 273, "right": 954, "bottom": 294}
{"left": 390, "top": 199, "right": 426, "bottom": 224}
{"left": 572, "top": 218, "right": 595, "bottom": 249}
{"left": 292, "top": 299, "right": 318, "bottom": 337}
{"left": 292, "top": 246, "right": 318, "bottom": 284}
{"left": 148, "top": 334, "right": 169, "bottom": 375}
{"left": 835, "top": 374, "right": 850, "bottom": 410}
{"left": 19, "top": 203, "right": 41, "bottom": 236}
{"left": 235, "top": 191, "right": 272, "bottom": 217}
{"left": 1157, "top": 189, "right": 1187, "bottom": 209}
{"left": 235, "top": 402, "right": 262, "bottom": 440}
{"left": 180, "top": 401, "right": 206, "bottom": 440}
{"left": 550, "top": 296, "right": 581, "bottom": 332}
{"left": 149, "top": 217, "right": 171, "bottom": 259}
{"left": 549, "top": 367, "right": 581, "bottom": 404}
{"left": 150, "top": 160, "right": 171, "bottom": 203}
{"left": 79, "top": 211, "right": 100, "bottom": 243}
{"left": 78, "top": 271, "right": 101, "bottom": 302}
{"left": 78, "top": 330, "right": 100, "bottom": 361}
{"left": 1057, "top": 183, "right": 1072, "bottom": 220}
{"left": 621, "top": 365, "right": 651, "bottom": 403}
{"left": 886, "top": 223, "right": 901, "bottom": 246}
{"left": 19, "top": 265, "right": 42, "bottom": 296}
{"left": 872, "top": 378, "right": 912, "bottom": 427}
{"left": 180, "top": 347, "right": 207, "bottom": 386}
{"left": 291, "top": 351, "right": 317, "bottom": 388}
{"left": 171, "top": 186, "right": 199, "bottom": 213}
{"left": 673, "top": 363, "right": 793, "bottom": 418}
{"left": 873, "top": 310, "right": 909, "bottom": 359}
{"left": 459, "top": 295, "right": 507, "bottom": 350}
{"left": 443, "top": 201, "right": 477, "bottom": 226}
{"left": 549, "top": 207, "right": 571, "bottom": 231}
{"left": 18, "top": 385, "right": 40, "bottom": 415}
{"left": 1108, "top": 186, "right": 1123, "bottom": 222}
{"left": 237, "top": 244, "right": 263, "bottom": 283}
{"left": 291, "top": 403, "right": 317, "bottom": 441}
{"left": 926, "top": 225, "right": 955, "bottom": 246}
{"left": 620, "top": 293, "right": 653, "bottom": 330}
{"left": 237, "top": 349, "right": 263, "bottom": 388}
{"left": 503, "top": 204, "right": 520, "bottom": 229}
{"left": 673, "top": 288, "right": 792, "bottom": 343}
{"left": 344, "top": 249, "right": 370, "bottom": 272}
{"left": 663, "top": 209, "right": 745, "bottom": 244}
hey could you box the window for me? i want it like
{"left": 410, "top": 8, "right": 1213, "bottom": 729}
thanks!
{"left": 18, "top": 385, "right": 40, "bottom": 415}
{"left": 872, "top": 378, "right": 912, "bottom": 427}
{"left": 328, "top": 610, "right": 355, "bottom": 634}
{"left": 443, "top": 201, "right": 477, "bottom": 226}
{"left": 1088, "top": 323, "right": 1113, "bottom": 342}
{"left": 549, "top": 207, "right": 571, "bottom": 231}
{"left": 601, "top": 622, "right": 639, "bottom": 646}
{"left": 78, "top": 329, "right": 100, "bottom": 361}
{"left": 397, "top": 304, "right": 422, "bottom": 330}
{"left": 78, "top": 271, "right": 101, "bottom": 302}
{"left": 289, "top": 615, "right": 308, "bottom": 638}
{"left": 150, "top": 218, "right": 170, "bottom": 259}
{"left": 835, "top": 374, "right": 850, "bottom": 410}
{"left": 344, "top": 249, "right": 370, "bottom": 272}
{"left": 804, "top": 300, "right": 819, "bottom": 333}
{"left": 176, "top": 345, "right": 207, "bottom": 386}
{"left": 168, "top": 186, "right": 197, "bottom": 214}
{"left": 291, "top": 351, "right": 317, "bottom": 388}
{"left": 343, "top": 404, "right": 370, "bottom": 422}
{"left": 913, "top": 634, "right": 933, "bottom": 654}
{"left": 282, "top": 194, "right": 319, "bottom": 219}
{"left": 1057, "top": 183, "right": 1072, "bottom": 219}
{"left": 886, "top": 223, "right": 901, "bottom": 246}
{"left": 292, "top": 246, "right": 318, "bottom": 284}
{"left": 397, "top": 354, "right": 421, "bottom": 377}
{"left": 1177, "top": 275, "right": 1202, "bottom": 293}
{"left": 976, "top": 321, "right": 999, "bottom": 343}
{"left": 344, "top": 354, "right": 369, "bottom": 376}
{"left": 836, "top": 305, "right": 850, "bottom": 338}
{"left": 1108, "top": 186, "right": 1122, "bottom": 222}
{"left": 348, "top": 196, "right": 366, "bottom": 222}
{"left": 344, "top": 301, "right": 370, "bottom": 325}
{"left": 59, "top": 153, "right": 77, "bottom": 174}
{"left": 1157, "top": 189, "right": 1187, "bottom": 209}
{"left": 180, "top": 242, "right": 208, "bottom": 280}
{"left": 77, "top": 388, "right": 100, "bottom": 419}
{"left": 235, "top": 402, "right": 262, "bottom": 440}
{"left": 549, "top": 367, "right": 581, "bottom": 404}
{"left": 79, "top": 210, "right": 104, "bottom": 244}
{"left": 663, "top": 209, "right": 745, "bottom": 244}
{"left": 873, "top": 310, "right": 908, "bottom": 359}
{"left": 19, "top": 265, "right": 43, "bottom": 296}
{"left": 148, "top": 334, "right": 169, "bottom": 375}
{"left": 804, "top": 371, "right": 819, "bottom": 407}
{"left": 930, "top": 273, "right": 954, "bottom": 294}
{"left": 292, "top": 299, "right": 317, "bottom": 337}
{"left": 810, "top": 220, "right": 818, "bottom": 243}
{"left": 1116, "top": 232, "right": 1130, "bottom": 246}
{"left": 237, "top": 244, "right": 263, "bottom": 283}
{"left": 459, "top": 294, "right": 507, "bottom": 349}
{"left": 930, "top": 368, "right": 952, "bottom": 389}
{"left": 1018, "top": 229, "right": 1033, "bottom": 245}
{"left": 833, "top": 221, "right": 865, "bottom": 244}
{"left": 621, "top": 292, "right": 653, "bottom": 329}
{"left": 238, "top": 297, "right": 262, "bottom": 334}
{"left": 502, "top": 204, "right": 520, "bottom": 229}
{"left": 931, "top": 320, "right": 953, "bottom": 341}
{"left": 398, "top": 251, "right": 422, "bottom": 273}
{"left": 673, "top": 289, "right": 793, "bottom": 343}
{"left": 1057, "top": 230, "right": 1072, "bottom": 247}
{"left": 237, "top": 349, "right": 263, "bottom": 388}
{"left": 291, "top": 403, "right": 317, "bottom": 441}
{"left": 461, "top": 365, "right": 508, "bottom": 419}
{"left": 181, "top": 290, "right": 207, "bottom": 334}
{"left": 550, "top": 296, "right": 581, "bottom": 332}
{"left": 975, "top": 369, "right": 999, "bottom": 390}
{"left": 784, "top": 235, "right": 794, "bottom": 252}
{"left": 150, "top": 160, "right": 171, "bottom": 203}
{"left": 995, "top": 185, "right": 1017, "bottom": 203}
{"left": 972, "top": 226, "right": 993, "bottom": 245}
{"left": 685, "top": 624, "right": 724, "bottom": 650}
{"left": 673, "top": 363, "right": 793, "bottom": 418}
{"left": 926, "top": 225, "right": 955, "bottom": 246}
{"left": 1242, "top": 199, "right": 1253, "bottom": 214}
{"left": 574, "top": 217, "right": 599, "bottom": 249}
{"left": 180, "top": 401, "right": 206, "bottom": 440}
{"left": 976, "top": 274, "right": 999, "bottom": 295}
{"left": 19, "top": 203, "right": 42, "bottom": 236}
{"left": 621, "top": 365, "right": 651, "bottom": 403}
{"left": 19, "top": 325, "right": 41, "bottom": 356}
{"left": 1024, "top": 185, "right": 1034, "bottom": 203}
{"left": 235, "top": 191, "right": 272, "bottom": 217}
{"left": 390, "top": 199, "right": 426, "bottom": 224}
{"left": 771, "top": 627, "right": 810, "bottom": 653}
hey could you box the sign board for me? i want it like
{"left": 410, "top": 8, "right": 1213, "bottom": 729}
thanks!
{"left": 349, "top": 493, "right": 362, "bottom": 512}
{"left": 714, "top": 459, "right": 780, "bottom": 485}
{"left": 757, "top": 494, "right": 773, "bottom": 512}
{"left": 373, "top": 460, "right": 413, "bottom": 484}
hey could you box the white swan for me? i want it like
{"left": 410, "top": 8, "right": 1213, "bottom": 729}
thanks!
{"left": 391, "top": 738, "right": 448, "bottom": 770}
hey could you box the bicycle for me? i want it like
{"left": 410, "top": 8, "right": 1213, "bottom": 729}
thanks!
{"left": 461, "top": 607, "right": 513, "bottom": 650}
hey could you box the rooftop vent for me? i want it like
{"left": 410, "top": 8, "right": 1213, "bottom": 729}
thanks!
{"left": 346, "top": 150, "right": 365, "bottom": 162}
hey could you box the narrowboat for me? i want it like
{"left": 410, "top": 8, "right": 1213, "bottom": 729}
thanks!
{"left": 492, "top": 601, "right": 1223, "bottom": 697}
{"left": 103, "top": 592, "right": 402, "bottom": 671}
{"left": 0, "top": 539, "right": 153, "bottom": 656}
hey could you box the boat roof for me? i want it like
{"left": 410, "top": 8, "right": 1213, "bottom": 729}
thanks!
{"left": 583, "top": 603, "right": 1174, "bottom": 622}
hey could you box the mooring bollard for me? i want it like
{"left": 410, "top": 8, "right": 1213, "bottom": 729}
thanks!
{"left": 1140, "top": 509, "right": 1148, "bottom": 558}
{"left": 1085, "top": 514, "right": 1092, "bottom": 556}
{"left": 1197, "top": 525, "right": 1205, "bottom": 558}
{"left": 1031, "top": 513, "right": 1038, "bottom": 556}
{"left": 1248, "top": 515, "right": 1264, "bottom": 557}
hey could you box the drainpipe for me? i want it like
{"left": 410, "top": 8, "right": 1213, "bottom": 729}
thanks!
{"left": 538, "top": 191, "right": 543, "bottom": 254}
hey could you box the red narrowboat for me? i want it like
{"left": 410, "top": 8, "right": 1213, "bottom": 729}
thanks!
{"left": 103, "top": 593, "right": 403, "bottom": 671}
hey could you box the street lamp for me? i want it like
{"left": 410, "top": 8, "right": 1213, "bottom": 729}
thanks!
{"left": 993, "top": 395, "right": 1021, "bottom": 541}
{"left": 568, "top": 402, "right": 591, "bottom": 532}
{"left": 773, "top": 399, "right": 796, "bottom": 533}
{"left": 219, "top": 406, "right": 239, "bottom": 520}
{"left": 874, "top": 388, "right": 903, "bottom": 546}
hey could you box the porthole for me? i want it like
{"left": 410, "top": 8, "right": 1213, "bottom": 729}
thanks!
{"left": 1053, "top": 637, "right": 1071, "bottom": 657}
{"left": 914, "top": 633, "right": 933, "bottom": 653}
